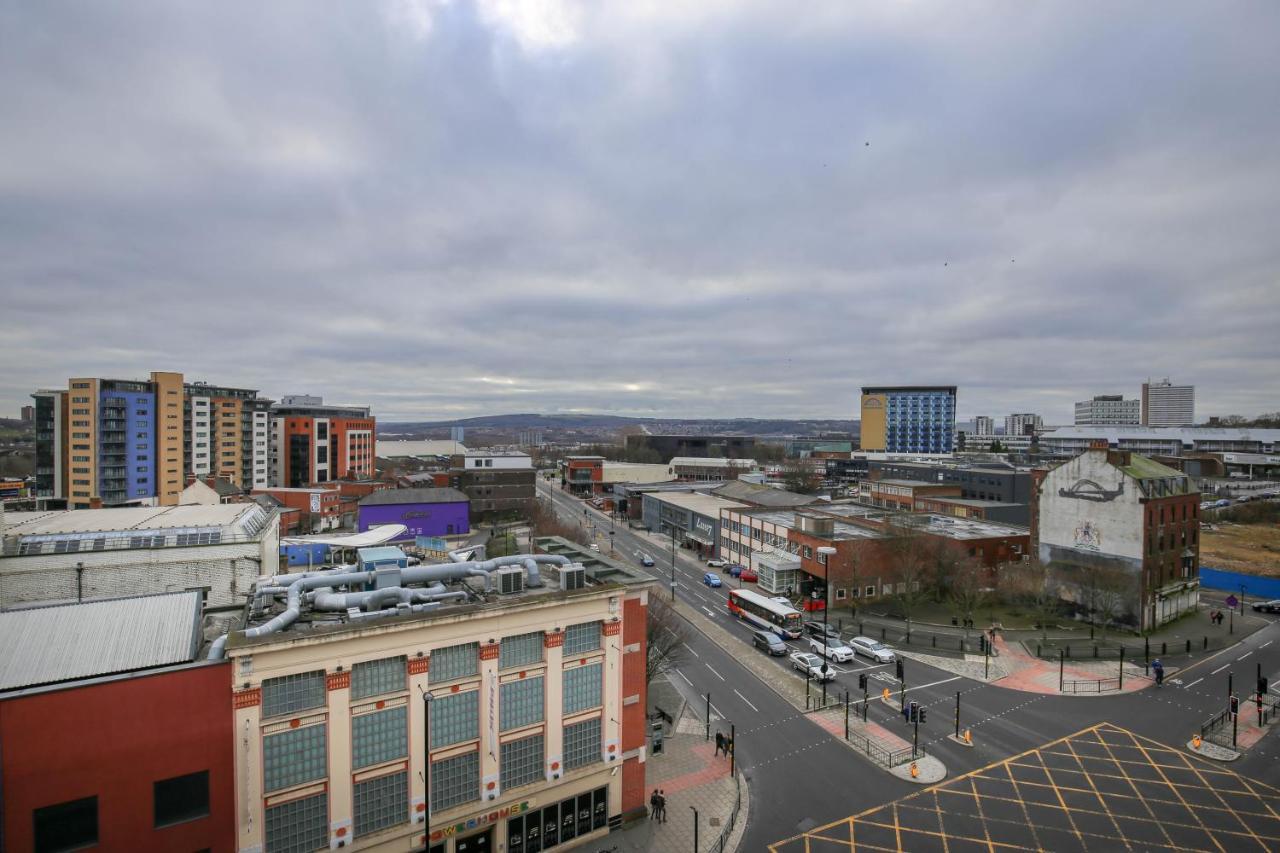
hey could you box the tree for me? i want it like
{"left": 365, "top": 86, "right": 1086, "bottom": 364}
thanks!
{"left": 948, "top": 558, "right": 990, "bottom": 634}
{"left": 781, "top": 459, "right": 820, "bottom": 494}
{"left": 646, "top": 595, "right": 688, "bottom": 686}
{"left": 1086, "top": 564, "right": 1133, "bottom": 637}
{"left": 886, "top": 521, "right": 931, "bottom": 638}
{"left": 1001, "top": 557, "right": 1059, "bottom": 640}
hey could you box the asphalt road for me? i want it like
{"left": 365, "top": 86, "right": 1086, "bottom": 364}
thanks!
{"left": 536, "top": 481, "right": 1280, "bottom": 847}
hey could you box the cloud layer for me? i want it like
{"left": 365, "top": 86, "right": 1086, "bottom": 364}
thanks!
{"left": 2, "top": 1, "right": 1278, "bottom": 423}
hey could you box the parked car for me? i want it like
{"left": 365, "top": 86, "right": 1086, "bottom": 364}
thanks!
{"left": 589, "top": 543, "right": 600, "bottom": 551}
{"left": 848, "top": 636, "right": 896, "bottom": 664}
{"left": 640, "top": 554, "right": 655, "bottom": 567}
{"left": 703, "top": 572, "right": 723, "bottom": 588}
{"left": 804, "top": 620, "right": 840, "bottom": 639}
{"left": 789, "top": 651, "right": 834, "bottom": 681}
{"left": 707, "top": 558, "right": 728, "bottom": 568}
{"left": 752, "top": 630, "right": 788, "bottom": 656}
{"left": 809, "top": 636, "right": 855, "bottom": 663}
{"left": 728, "top": 564, "right": 746, "bottom": 577}
{"left": 1251, "top": 599, "right": 1280, "bottom": 614}
{"left": 739, "top": 568, "right": 758, "bottom": 583}
{"left": 1214, "top": 499, "right": 1232, "bottom": 508}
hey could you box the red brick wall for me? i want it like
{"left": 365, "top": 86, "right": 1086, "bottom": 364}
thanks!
{"left": 620, "top": 593, "right": 649, "bottom": 817}
{"left": 0, "top": 662, "right": 234, "bottom": 852}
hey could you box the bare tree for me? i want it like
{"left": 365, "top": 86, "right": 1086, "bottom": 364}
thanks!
{"left": 781, "top": 458, "right": 820, "bottom": 494}
{"left": 948, "top": 558, "right": 990, "bottom": 634}
{"left": 1085, "top": 563, "right": 1134, "bottom": 637}
{"left": 528, "top": 496, "right": 593, "bottom": 548}
{"left": 886, "top": 521, "right": 931, "bottom": 639}
{"left": 1001, "top": 557, "right": 1059, "bottom": 640}
{"left": 646, "top": 595, "right": 688, "bottom": 686}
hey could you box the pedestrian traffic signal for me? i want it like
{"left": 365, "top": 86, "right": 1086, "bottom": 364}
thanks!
{"left": 1230, "top": 696, "right": 1240, "bottom": 715}
{"left": 907, "top": 701, "right": 919, "bottom": 722}
{"left": 1260, "top": 677, "right": 1269, "bottom": 697}
{"left": 919, "top": 708, "right": 927, "bottom": 724}
{"left": 978, "top": 635, "right": 986, "bottom": 653}
{"left": 895, "top": 660, "right": 904, "bottom": 680}
{"left": 858, "top": 673, "right": 868, "bottom": 690}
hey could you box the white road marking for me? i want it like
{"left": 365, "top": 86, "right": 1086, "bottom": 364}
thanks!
{"left": 734, "top": 690, "right": 760, "bottom": 712}
{"left": 683, "top": 644, "right": 700, "bottom": 658}
{"left": 902, "top": 676, "right": 963, "bottom": 693}
{"left": 1183, "top": 677, "right": 1204, "bottom": 689}
{"left": 710, "top": 702, "right": 725, "bottom": 718}
{"left": 677, "top": 670, "right": 694, "bottom": 686}
{"left": 1262, "top": 641, "right": 1274, "bottom": 648}
{"left": 1211, "top": 664, "right": 1231, "bottom": 675}
{"left": 703, "top": 607, "right": 716, "bottom": 618}
{"left": 1237, "top": 652, "right": 1252, "bottom": 661}
{"left": 706, "top": 663, "right": 726, "bottom": 681}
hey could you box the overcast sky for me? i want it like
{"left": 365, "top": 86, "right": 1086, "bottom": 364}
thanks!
{"left": 3, "top": 2, "right": 1278, "bottom": 424}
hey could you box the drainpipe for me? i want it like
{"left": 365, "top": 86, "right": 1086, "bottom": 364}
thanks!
{"left": 76, "top": 562, "right": 84, "bottom": 603}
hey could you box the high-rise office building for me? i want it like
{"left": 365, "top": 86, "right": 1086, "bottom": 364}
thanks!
{"left": 1141, "top": 379, "right": 1195, "bottom": 427}
{"left": 32, "top": 372, "right": 273, "bottom": 508}
{"left": 270, "top": 396, "right": 376, "bottom": 487}
{"left": 973, "top": 416, "right": 995, "bottom": 436}
{"left": 1074, "top": 395, "right": 1140, "bottom": 425}
{"left": 1004, "top": 413, "right": 1043, "bottom": 437}
{"left": 859, "top": 386, "right": 957, "bottom": 454}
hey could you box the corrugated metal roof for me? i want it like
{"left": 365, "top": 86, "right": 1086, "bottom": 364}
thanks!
{"left": 0, "top": 591, "right": 202, "bottom": 691}
{"left": 359, "top": 487, "right": 470, "bottom": 506}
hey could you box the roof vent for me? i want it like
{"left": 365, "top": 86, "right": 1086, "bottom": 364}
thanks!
{"left": 496, "top": 567, "right": 525, "bottom": 595}
{"left": 560, "top": 566, "right": 587, "bottom": 591}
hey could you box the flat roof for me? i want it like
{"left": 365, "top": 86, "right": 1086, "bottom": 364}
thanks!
{"left": 712, "top": 481, "right": 818, "bottom": 507}
{"left": 646, "top": 492, "right": 745, "bottom": 517}
{"left": 0, "top": 591, "right": 202, "bottom": 691}
{"left": 869, "top": 479, "right": 960, "bottom": 489}
{"left": 377, "top": 440, "right": 469, "bottom": 457}
{"left": 359, "top": 487, "right": 470, "bottom": 506}
{"left": 670, "top": 457, "right": 757, "bottom": 467}
{"left": 917, "top": 497, "right": 1024, "bottom": 509}
{"left": 1042, "top": 426, "right": 1280, "bottom": 443}
{"left": 862, "top": 386, "right": 957, "bottom": 394}
{"left": 1, "top": 503, "right": 266, "bottom": 536}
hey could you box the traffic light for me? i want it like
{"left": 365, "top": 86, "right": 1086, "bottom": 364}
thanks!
{"left": 979, "top": 635, "right": 987, "bottom": 653}
{"left": 858, "top": 673, "right": 868, "bottom": 690}
{"left": 1230, "top": 696, "right": 1240, "bottom": 715}
{"left": 1260, "top": 677, "right": 1269, "bottom": 697}
{"left": 908, "top": 701, "right": 919, "bottom": 722}
{"left": 919, "top": 708, "right": 927, "bottom": 724}
{"left": 895, "top": 660, "right": 905, "bottom": 680}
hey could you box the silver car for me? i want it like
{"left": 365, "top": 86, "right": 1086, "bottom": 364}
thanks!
{"left": 790, "top": 651, "right": 835, "bottom": 682}
{"left": 848, "top": 636, "right": 895, "bottom": 663}
{"left": 809, "top": 636, "right": 855, "bottom": 663}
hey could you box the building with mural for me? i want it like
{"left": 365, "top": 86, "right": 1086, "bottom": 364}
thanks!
{"left": 358, "top": 487, "right": 471, "bottom": 539}
{"left": 1035, "top": 441, "right": 1200, "bottom": 631}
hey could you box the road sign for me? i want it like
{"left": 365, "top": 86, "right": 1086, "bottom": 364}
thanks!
{"left": 1226, "top": 594, "right": 1239, "bottom": 608}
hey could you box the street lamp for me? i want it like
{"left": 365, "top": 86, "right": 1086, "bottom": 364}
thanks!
{"left": 690, "top": 806, "right": 699, "bottom": 852}
{"left": 817, "top": 546, "right": 837, "bottom": 708}
{"left": 419, "top": 688, "right": 434, "bottom": 852}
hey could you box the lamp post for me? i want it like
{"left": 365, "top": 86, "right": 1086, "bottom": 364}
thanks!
{"left": 419, "top": 689, "right": 433, "bottom": 852}
{"left": 690, "top": 806, "right": 699, "bottom": 852}
{"left": 670, "top": 525, "right": 678, "bottom": 602}
{"left": 818, "top": 546, "right": 837, "bottom": 707}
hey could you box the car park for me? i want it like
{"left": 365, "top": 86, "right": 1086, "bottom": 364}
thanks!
{"left": 707, "top": 558, "right": 728, "bottom": 568}
{"left": 809, "top": 636, "right": 855, "bottom": 662}
{"left": 1251, "top": 599, "right": 1280, "bottom": 614}
{"left": 752, "top": 630, "right": 788, "bottom": 655}
{"left": 640, "top": 554, "right": 655, "bottom": 567}
{"left": 848, "top": 636, "right": 896, "bottom": 663}
{"left": 804, "top": 620, "right": 840, "bottom": 639}
{"left": 703, "top": 572, "right": 723, "bottom": 588}
{"left": 790, "top": 651, "right": 834, "bottom": 681}
{"left": 739, "top": 568, "right": 758, "bottom": 582}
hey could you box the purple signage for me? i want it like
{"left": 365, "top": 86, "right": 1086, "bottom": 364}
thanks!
{"left": 358, "top": 500, "right": 469, "bottom": 539}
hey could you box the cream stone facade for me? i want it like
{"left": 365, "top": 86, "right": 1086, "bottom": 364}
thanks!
{"left": 227, "top": 584, "right": 638, "bottom": 853}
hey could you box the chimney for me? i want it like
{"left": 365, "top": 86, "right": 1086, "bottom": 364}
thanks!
{"left": 1087, "top": 439, "right": 1109, "bottom": 458}
{"left": 1107, "top": 450, "right": 1132, "bottom": 467}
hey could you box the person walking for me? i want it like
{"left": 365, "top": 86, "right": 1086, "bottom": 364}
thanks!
{"left": 714, "top": 731, "right": 725, "bottom": 756}
{"left": 656, "top": 790, "right": 667, "bottom": 823}
{"left": 1152, "top": 659, "right": 1165, "bottom": 687}
{"left": 649, "top": 789, "right": 659, "bottom": 820}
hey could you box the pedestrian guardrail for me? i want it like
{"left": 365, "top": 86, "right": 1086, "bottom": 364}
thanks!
{"left": 707, "top": 769, "right": 742, "bottom": 853}
{"left": 1029, "top": 632, "right": 1237, "bottom": 663}
{"left": 1201, "top": 706, "right": 1236, "bottom": 748}
{"left": 1061, "top": 677, "right": 1121, "bottom": 694}
{"left": 843, "top": 728, "right": 926, "bottom": 767}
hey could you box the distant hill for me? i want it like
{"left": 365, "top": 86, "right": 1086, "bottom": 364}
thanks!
{"left": 381, "top": 413, "right": 857, "bottom": 436}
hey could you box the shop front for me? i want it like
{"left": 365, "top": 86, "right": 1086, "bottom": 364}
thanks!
{"left": 427, "top": 783, "right": 613, "bottom": 853}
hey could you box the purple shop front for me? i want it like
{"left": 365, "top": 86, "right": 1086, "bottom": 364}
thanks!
{"left": 358, "top": 500, "right": 470, "bottom": 539}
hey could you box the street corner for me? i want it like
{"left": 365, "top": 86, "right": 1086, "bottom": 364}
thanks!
{"left": 889, "top": 754, "right": 946, "bottom": 784}
{"left": 1187, "top": 737, "right": 1240, "bottom": 761}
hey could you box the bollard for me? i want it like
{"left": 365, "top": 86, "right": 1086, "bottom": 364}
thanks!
{"left": 1162, "top": 641, "right": 1167, "bottom": 656}
{"left": 932, "top": 635, "right": 937, "bottom": 648}
{"left": 963, "top": 729, "right": 972, "bottom": 744}
{"left": 1186, "top": 639, "right": 1191, "bottom": 655}
{"left": 1203, "top": 636, "right": 1208, "bottom": 650}
{"left": 1094, "top": 645, "right": 1099, "bottom": 659}
{"left": 1192, "top": 734, "right": 1202, "bottom": 750}
{"left": 882, "top": 627, "right": 887, "bottom": 641}
{"left": 910, "top": 762, "right": 919, "bottom": 778}
{"left": 1066, "top": 645, "right": 1071, "bottom": 658}
{"left": 1037, "top": 644, "right": 1041, "bottom": 657}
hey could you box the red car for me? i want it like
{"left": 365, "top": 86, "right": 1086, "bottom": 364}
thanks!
{"left": 739, "top": 568, "right": 758, "bottom": 583}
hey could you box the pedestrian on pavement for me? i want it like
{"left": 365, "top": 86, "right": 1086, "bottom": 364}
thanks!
{"left": 1152, "top": 659, "right": 1165, "bottom": 686}
{"left": 714, "top": 731, "right": 726, "bottom": 756}
{"left": 650, "top": 789, "right": 660, "bottom": 820}
{"left": 657, "top": 790, "right": 667, "bottom": 823}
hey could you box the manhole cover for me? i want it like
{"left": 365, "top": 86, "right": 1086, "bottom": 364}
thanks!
{"left": 709, "top": 818, "right": 721, "bottom": 828}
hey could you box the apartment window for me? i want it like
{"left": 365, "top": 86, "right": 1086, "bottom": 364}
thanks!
{"left": 431, "top": 751, "right": 480, "bottom": 812}
{"left": 263, "top": 724, "right": 327, "bottom": 792}
{"left": 835, "top": 588, "right": 847, "bottom": 600}
{"left": 154, "top": 770, "right": 209, "bottom": 827}
{"left": 563, "top": 717, "right": 602, "bottom": 770}
{"left": 33, "top": 795, "right": 97, "bottom": 853}
{"left": 430, "top": 690, "right": 479, "bottom": 749}
{"left": 261, "top": 670, "right": 326, "bottom": 718}
{"left": 865, "top": 585, "right": 876, "bottom": 597}
{"left": 264, "top": 792, "right": 327, "bottom": 853}
{"left": 431, "top": 643, "right": 478, "bottom": 682}
{"left": 354, "top": 771, "right": 408, "bottom": 838}
{"left": 500, "top": 632, "right": 544, "bottom": 669}
{"left": 501, "top": 733, "right": 545, "bottom": 790}
{"left": 501, "top": 677, "right": 545, "bottom": 731}
{"left": 564, "top": 621, "right": 601, "bottom": 655}
{"left": 352, "top": 656, "right": 406, "bottom": 699}
{"left": 353, "top": 706, "right": 408, "bottom": 769}
{"left": 563, "top": 663, "right": 602, "bottom": 715}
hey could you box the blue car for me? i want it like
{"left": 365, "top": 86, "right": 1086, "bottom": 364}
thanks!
{"left": 703, "top": 572, "right": 723, "bottom": 588}
{"left": 728, "top": 564, "right": 745, "bottom": 578}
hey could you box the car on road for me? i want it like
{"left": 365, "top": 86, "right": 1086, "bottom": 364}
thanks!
{"left": 589, "top": 543, "right": 600, "bottom": 551}
{"left": 789, "top": 651, "right": 834, "bottom": 681}
{"left": 809, "top": 636, "right": 855, "bottom": 662}
{"left": 639, "top": 554, "right": 655, "bottom": 567}
{"left": 739, "top": 568, "right": 758, "bottom": 582}
{"left": 752, "top": 629, "right": 788, "bottom": 656}
{"left": 727, "top": 564, "right": 745, "bottom": 577}
{"left": 848, "top": 636, "right": 896, "bottom": 664}
{"left": 1214, "top": 499, "right": 1232, "bottom": 508}
{"left": 804, "top": 620, "right": 841, "bottom": 639}
{"left": 707, "top": 558, "right": 728, "bottom": 568}
{"left": 1251, "top": 599, "right": 1280, "bottom": 613}
{"left": 703, "top": 572, "right": 723, "bottom": 588}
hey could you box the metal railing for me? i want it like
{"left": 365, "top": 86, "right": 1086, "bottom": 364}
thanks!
{"left": 843, "top": 727, "right": 926, "bottom": 767}
{"left": 1062, "top": 677, "right": 1121, "bottom": 694}
{"left": 1201, "top": 706, "right": 1235, "bottom": 748}
{"left": 707, "top": 770, "right": 743, "bottom": 853}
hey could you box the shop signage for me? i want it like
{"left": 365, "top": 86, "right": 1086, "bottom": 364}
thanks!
{"left": 430, "top": 801, "right": 530, "bottom": 841}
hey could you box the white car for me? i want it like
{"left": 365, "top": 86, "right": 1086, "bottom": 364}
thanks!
{"left": 848, "top": 636, "right": 896, "bottom": 664}
{"left": 589, "top": 543, "right": 600, "bottom": 551}
{"left": 809, "top": 636, "right": 855, "bottom": 663}
{"left": 706, "top": 558, "right": 728, "bottom": 568}
{"left": 789, "top": 652, "right": 834, "bottom": 682}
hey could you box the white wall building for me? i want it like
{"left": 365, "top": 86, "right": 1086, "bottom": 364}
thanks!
{"left": 1142, "top": 379, "right": 1195, "bottom": 427}
{"left": 973, "top": 416, "right": 995, "bottom": 436}
{"left": 1004, "top": 413, "right": 1042, "bottom": 437}
{"left": 1074, "top": 395, "right": 1140, "bottom": 426}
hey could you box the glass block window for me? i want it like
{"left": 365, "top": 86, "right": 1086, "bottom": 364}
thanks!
{"left": 563, "top": 717, "right": 601, "bottom": 770}
{"left": 562, "top": 663, "right": 602, "bottom": 715}
{"left": 261, "top": 670, "right": 326, "bottom": 719}
{"left": 431, "top": 751, "right": 480, "bottom": 812}
{"left": 564, "top": 621, "right": 601, "bottom": 655}
{"left": 500, "top": 676, "right": 545, "bottom": 731}
{"left": 354, "top": 771, "right": 408, "bottom": 838}
{"left": 500, "top": 733, "right": 544, "bottom": 790}
{"left": 352, "top": 706, "right": 408, "bottom": 769}
{"left": 430, "top": 691, "right": 479, "bottom": 749}
{"left": 264, "top": 791, "right": 327, "bottom": 853}
{"left": 351, "top": 656, "right": 406, "bottom": 700}
{"left": 500, "top": 632, "right": 544, "bottom": 669}
{"left": 263, "top": 724, "right": 327, "bottom": 792}
{"left": 432, "top": 643, "right": 479, "bottom": 682}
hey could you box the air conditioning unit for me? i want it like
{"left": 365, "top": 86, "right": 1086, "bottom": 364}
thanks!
{"left": 560, "top": 566, "right": 587, "bottom": 591}
{"left": 496, "top": 567, "right": 525, "bottom": 595}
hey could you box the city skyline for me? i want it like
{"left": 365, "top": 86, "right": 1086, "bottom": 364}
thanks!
{"left": 3, "top": 3, "right": 1279, "bottom": 422}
